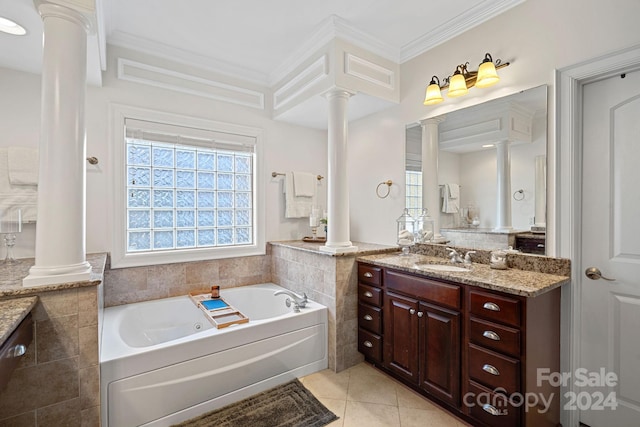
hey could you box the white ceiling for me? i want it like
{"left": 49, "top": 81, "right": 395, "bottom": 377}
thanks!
{"left": 0, "top": 0, "right": 525, "bottom": 127}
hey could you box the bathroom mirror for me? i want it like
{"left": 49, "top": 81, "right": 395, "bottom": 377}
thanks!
{"left": 406, "top": 85, "right": 548, "bottom": 253}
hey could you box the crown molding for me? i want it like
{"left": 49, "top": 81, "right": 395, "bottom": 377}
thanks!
{"left": 268, "top": 14, "right": 399, "bottom": 87}
{"left": 400, "top": 0, "right": 526, "bottom": 63}
{"left": 108, "top": 30, "right": 270, "bottom": 86}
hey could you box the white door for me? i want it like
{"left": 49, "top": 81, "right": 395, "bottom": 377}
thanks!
{"left": 580, "top": 68, "right": 640, "bottom": 426}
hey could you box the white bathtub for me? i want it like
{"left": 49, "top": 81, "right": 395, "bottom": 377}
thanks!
{"left": 100, "top": 283, "right": 328, "bottom": 427}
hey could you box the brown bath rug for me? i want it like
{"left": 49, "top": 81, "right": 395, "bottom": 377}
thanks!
{"left": 172, "top": 379, "right": 338, "bottom": 427}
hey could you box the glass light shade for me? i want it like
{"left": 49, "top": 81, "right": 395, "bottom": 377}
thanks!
{"left": 447, "top": 73, "right": 468, "bottom": 97}
{"left": 424, "top": 83, "right": 443, "bottom": 105}
{"left": 475, "top": 60, "right": 500, "bottom": 88}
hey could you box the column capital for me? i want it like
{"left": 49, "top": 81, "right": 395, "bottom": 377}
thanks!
{"left": 323, "top": 87, "right": 356, "bottom": 100}
{"left": 35, "top": 0, "right": 93, "bottom": 33}
{"left": 419, "top": 117, "right": 445, "bottom": 126}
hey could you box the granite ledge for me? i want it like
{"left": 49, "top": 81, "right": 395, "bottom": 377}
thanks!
{"left": 357, "top": 253, "right": 570, "bottom": 298}
{"left": 0, "top": 296, "right": 38, "bottom": 345}
{"left": 0, "top": 253, "right": 108, "bottom": 298}
{"left": 269, "top": 240, "right": 398, "bottom": 257}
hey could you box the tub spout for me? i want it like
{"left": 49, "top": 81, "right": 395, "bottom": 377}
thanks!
{"left": 274, "top": 290, "right": 308, "bottom": 311}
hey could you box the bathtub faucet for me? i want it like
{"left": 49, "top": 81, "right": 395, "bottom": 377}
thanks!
{"left": 273, "top": 290, "right": 308, "bottom": 312}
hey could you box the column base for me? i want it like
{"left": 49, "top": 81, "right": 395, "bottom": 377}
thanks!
{"left": 319, "top": 244, "right": 359, "bottom": 254}
{"left": 23, "top": 261, "right": 92, "bottom": 287}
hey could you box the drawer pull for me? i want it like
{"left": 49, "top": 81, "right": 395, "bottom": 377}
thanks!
{"left": 482, "top": 404, "right": 503, "bottom": 416}
{"left": 363, "top": 314, "right": 373, "bottom": 321}
{"left": 363, "top": 272, "right": 373, "bottom": 278}
{"left": 364, "top": 291, "right": 373, "bottom": 298}
{"left": 363, "top": 340, "right": 373, "bottom": 348}
{"left": 11, "top": 344, "right": 27, "bottom": 357}
{"left": 417, "top": 311, "right": 423, "bottom": 317}
{"left": 537, "top": 244, "right": 545, "bottom": 248}
{"left": 482, "top": 330, "right": 501, "bottom": 341}
{"left": 409, "top": 309, "right": 416, "bottom": 315}
{"left": 483, "top": 302, "right": 501, "bottom": 312}
{"left": 482, "top": 364, "right": 500, "bottom": 376}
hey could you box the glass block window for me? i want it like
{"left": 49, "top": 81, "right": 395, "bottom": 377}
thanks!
{"left": 125, "top": 119, "right": 255, "bottom": 254}
{"left": 405, "top": 171, "right": 422, "bottom": 219}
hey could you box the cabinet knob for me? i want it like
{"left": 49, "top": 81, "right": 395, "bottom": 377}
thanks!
{"left": 363, "top": 340, "right": 373, "bottom": 348}
{"left": 11, "top": 344, "right": 27, "bottom": 358}
{"left": 409, "top": 309, "right": 416, "bottom": 315}
{"left": 364, "top": 291, "right": 373, "bottom": 298}
{"left": 482, "top": 364, "right": 500, "bottom": 376}
{"left": 363, "top": 314, "right": 373, "bottom": 321}
{"left": 417, "top": 312, "right": 423, "bottom": 317}
{"left": 482, "top": 404, "right": 503, "bottom": 416}
{"left": 482, "top": 330, "right": 501, "bottom": 341}
{"left": 483, "top": 302, "right": 501, "bottom": 312}
{"left": 363, "top": 272, "right": 373, "bottom": 278}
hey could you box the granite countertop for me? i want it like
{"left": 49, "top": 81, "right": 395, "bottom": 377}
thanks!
{"left": 357, "top": 253, "right": 570, "bottom": 297}
{"left": 0, "top": 296, "right": 38, "bottom": 344}
{"left": 269, "top": 240, "right": 398, "bottom": 257}
{"left": 0, "top": 253, "right": 108, "bottom": 298}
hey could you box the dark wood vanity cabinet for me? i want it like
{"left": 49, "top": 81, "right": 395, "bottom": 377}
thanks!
{"left": 357, "top": 261, "right": 562, "bottom": 427}
{"left": 383, "top": 269, "right": 462, "bottom": 407}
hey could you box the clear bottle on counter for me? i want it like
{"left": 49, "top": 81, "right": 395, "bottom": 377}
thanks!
{"left": 396, "top": 208, "right": 415, "bottom": 256}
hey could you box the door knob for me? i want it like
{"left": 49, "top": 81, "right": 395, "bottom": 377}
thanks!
{"left": 585, "top": 267, "right": 615, "bottom": 281}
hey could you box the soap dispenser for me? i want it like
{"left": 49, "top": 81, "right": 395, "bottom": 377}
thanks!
{"left": 396, "top": 208, "right": 415, "bottom": 256}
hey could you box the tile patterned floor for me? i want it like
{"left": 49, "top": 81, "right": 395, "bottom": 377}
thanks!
{"left": 300, "top": 362, "right": 470, "bottom": 427}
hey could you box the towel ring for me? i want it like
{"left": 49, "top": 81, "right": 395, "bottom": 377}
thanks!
{"left": 376, "top": 180, "right": 393, "bottom": 199}
{"left": 513, "top": 189, "right": 524, "bottom": 201}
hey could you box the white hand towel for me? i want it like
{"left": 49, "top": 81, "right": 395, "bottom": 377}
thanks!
{"left": 292, "top": 171, "right": 316, "bottom": 197}
{"left": 284, "top": 171, "right": 316, "bottom": 218}
{"left": 0, "top": 148, "right": 38, "bottom": 222}
{"left": 7, "top": 146, "right": 39, "bottom": 185}
{"left": 442, "top": 183, "right": 460, "bottom": 214}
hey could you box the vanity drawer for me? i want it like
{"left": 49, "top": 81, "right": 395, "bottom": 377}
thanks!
{"left": 358, "top": 264, "right": 382, "bottom": 286}
{"left": 467, "top": 380, "right": 521, "bottom": 427}
{"left": 469, "top": 317, "right": 521, "bottom": 358}
{"left": 385, "top": 270, "right": 460, "bottom": 309}
{"left": 358, "top": 303, "right": 382, "bottom": 335}
{"left": 468, "top": 343, "right": 520, "bottom": 394}
{"left": 358, "top": 283, "right": 382, "bottom": 307}
{"left": 0, "top": 313, "right": 33, "bottom": 392}
{"left": 358, "top": 328, "right": 382, "bottom": 362}
{"left": 469, "top": 290, "right": 521, "bottom": 327}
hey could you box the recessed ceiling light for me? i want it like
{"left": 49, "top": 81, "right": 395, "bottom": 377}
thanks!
{"left": 0, "top": 16, "right": 27, "bottom": 36}
{"left": 482, "top": 144, "right": 494, "bottom": 148}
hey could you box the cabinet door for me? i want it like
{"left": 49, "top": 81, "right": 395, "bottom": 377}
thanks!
{"left": 418, "top": 302, "right": 461, "bottom": 407}
{"left": 384, "top": 291, "right": 419, "bottom": 384}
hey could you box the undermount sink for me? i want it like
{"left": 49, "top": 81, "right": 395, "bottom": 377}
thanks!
{"left": 414, "top": 263, "right": 470, "bottom": 273}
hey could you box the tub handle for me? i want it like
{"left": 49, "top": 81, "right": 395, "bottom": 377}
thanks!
{"left": 363, "top": 341, "right": 373, "bottom": 348}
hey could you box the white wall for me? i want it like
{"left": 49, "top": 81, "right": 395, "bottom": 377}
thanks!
{"left": 0, "top": 46, "right": 329, "bottom": 258}
{"left": 349, "top": 0, "right": 640, "bottom": 248}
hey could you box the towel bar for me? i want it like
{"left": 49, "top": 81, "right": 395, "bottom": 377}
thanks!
{"left": 271, "top": 172, "right": 323, "bottom": 181}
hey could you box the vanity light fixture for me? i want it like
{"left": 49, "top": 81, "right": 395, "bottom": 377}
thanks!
{"left": 0, "top": 16, "right": 27, "bottom": 36}
{"left": 423, "top": 53, "right": 509, "bottom": 105}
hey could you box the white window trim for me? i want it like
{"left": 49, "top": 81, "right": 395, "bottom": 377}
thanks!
{"left": 109, "top": 103, "right": 265, "bottom": 268}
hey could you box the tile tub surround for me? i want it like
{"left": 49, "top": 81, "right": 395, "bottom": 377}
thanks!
{"left": 0, "top": 254, "right": 106, "bottom": 426}
{"left": 103, "top": 253, "right": 272, "bottom": 307}
{"left": 270, "top": 241, "right": 397, "bottom": 372}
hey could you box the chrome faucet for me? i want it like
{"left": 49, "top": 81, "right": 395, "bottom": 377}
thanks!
{"left": 274, "top": 290, "right": 308, "bottom": 312}
{"left": 464, "top": 251, "right": 476, "bottom": 267}
{"left": 445, "top": 247, "right": 464, "bottom": 264}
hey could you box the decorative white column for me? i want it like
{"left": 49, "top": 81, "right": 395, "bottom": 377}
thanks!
{"left": 23, "top": 3, "right": 92, "bottom": 287}
{"left": 534, "top": 155, "right": 546, "bottom": 228}
{"left": 320, "top": 89, "right": 358, "bottom": 254}
{"left": 494, "top": 140, "right": 513, "bottom": 232}
{"left": 420, "top": 118, "right": 447, "bottom": 243}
